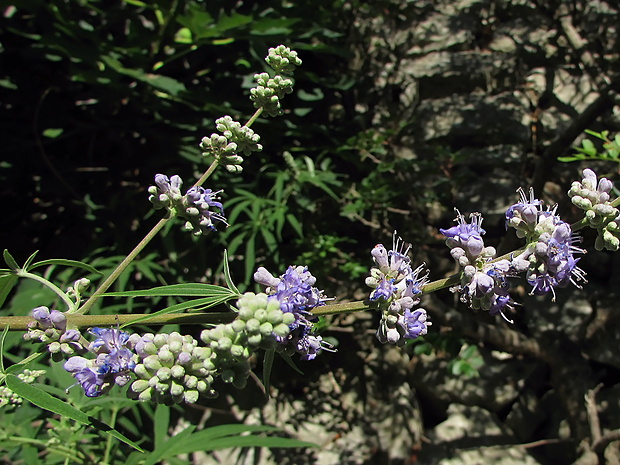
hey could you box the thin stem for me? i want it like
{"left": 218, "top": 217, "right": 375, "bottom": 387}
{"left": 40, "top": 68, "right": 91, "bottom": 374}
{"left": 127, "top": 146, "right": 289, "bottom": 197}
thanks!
{"left": 16, "top": 270, "right": 75, "bottom": 311}
{"left": 74, "top": 217, "right": 169, "bottom": 315}
{"left": 245, "top": 107, "right": 263, "bottom": 128}
{"left": 193, "top": 158, "right": 220, "bottom": 189}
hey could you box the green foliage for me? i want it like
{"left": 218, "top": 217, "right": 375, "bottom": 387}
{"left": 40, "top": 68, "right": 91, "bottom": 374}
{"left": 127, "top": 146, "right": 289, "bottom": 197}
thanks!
{"left": 559, "top": 129, "right": 620, "bottom": 163}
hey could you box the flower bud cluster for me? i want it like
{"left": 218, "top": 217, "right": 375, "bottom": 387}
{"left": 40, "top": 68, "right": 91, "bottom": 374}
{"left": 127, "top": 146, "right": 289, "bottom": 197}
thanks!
{"left": 366, "top": 232, "right": 431, "bottom": 344}
{"left": 148, "top": 174, "right": 228, "bottom": 235}
{"left": 200, "top": 116, "right": 263, "bottom": 173}
{"left": 66, "top": 278, "right": 91, "bottom": 304}
{"left": 23, "top": 306, "right": 84, "bottom": 361}
{"left": 440, "top": 213, "right": 518, "bottom": 320}
{"left": 568, "top": 168, "right": 620, "bottom": 251}
{"left": 201, "top": 292, "right": 295, "bottom": 388}
{"left": 265, "top": 45, "right": 302, "bottom": 75}
{"left": 0, "top": 369, "right": 46, "bottom": 407}
{"left": 250, "top": 73, "right": 294, "bottom": 117}
{"left": 248, "top": 46, "right": 301, "bottom": 117}
{"left": 128, "top": 332, "right": 214, "bottom": 405}
{"left": 254, "top": 266, "right": 333, "bottom": 360}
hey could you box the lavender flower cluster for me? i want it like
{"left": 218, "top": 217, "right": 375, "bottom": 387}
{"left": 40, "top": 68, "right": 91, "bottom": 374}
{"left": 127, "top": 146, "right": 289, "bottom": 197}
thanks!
{"left": 147, "top": 174, "right": 228, "bottom": 235}
{"left": 254, "top": 265, "right": 335, "bottom": 360}
{"left": 365, "top": 232, "right": 431, "bottom": 345}
{"left": 436, "top": 170, "right": 596, "bottom": 321}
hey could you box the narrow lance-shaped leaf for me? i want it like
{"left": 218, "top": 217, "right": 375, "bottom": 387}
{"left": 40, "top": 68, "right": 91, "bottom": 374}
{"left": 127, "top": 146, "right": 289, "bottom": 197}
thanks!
{"left": 3, "top": 250, "right": 19, "bottom": 271}
{"left": 27, "top": 258, "right": 101, "bottom": 275}
{"left": 5, "top": 375, "right": 144, "bottom": 452}
{"left": 105, "top": 283, "right": 238, "bottom": 298}
{"left": 223, "top": 249, "right": 240, "bottom": 295}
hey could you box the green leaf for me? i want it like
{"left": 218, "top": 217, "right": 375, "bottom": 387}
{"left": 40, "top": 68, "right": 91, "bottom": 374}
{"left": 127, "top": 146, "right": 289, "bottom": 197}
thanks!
{"left": 0, "top": 325, "right": 10, "bottom": 372}
{"left": 5, "top": 375, "right": 144, "bottom": 452}
{"left": 42, "top": 128, "right": 64, "bottom": 139}
{"left": 174, "top": 27, "right": 193, "bottom": 44}
{"left": 101, "top": 55, "right": 186, "bottom": 96}
{"left": 3, "top": 250, "right": 19, "bottom": 271}
{"left": 22, "top": 251, "right": 40, "bottom": 270}
{"left": 214, "top": 13, "right": 252, "bottom": 33}
{"left": 0, "top": 273, "right": 18, "bottom": 309}
{"left": 144, "top": 424, "right": 315, "bottom": 465}
{"left": 119, "top": 296, "right": 235, "bottom": 327}
{"left": 154, "top": 404, "right": 170, "bottom": 448}
{"left": 223, "top": 250, "right": 240, "bottom": 295}
{"left": 262, "top": 349, "right": 274, "bottom": 399}
{"left": 27, "top": 258, "right": 101, "bottom": 275}
{"left": 279, "top": 353, "right": 304, "bottom": 375}
{"left": 104, "top": 283, "right": 238, "bottom": 298}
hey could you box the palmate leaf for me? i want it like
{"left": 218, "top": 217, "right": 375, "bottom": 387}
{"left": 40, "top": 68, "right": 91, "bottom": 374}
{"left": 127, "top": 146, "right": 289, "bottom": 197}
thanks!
{"left": 5, "top": 375, "right": 144, "bottom": 452}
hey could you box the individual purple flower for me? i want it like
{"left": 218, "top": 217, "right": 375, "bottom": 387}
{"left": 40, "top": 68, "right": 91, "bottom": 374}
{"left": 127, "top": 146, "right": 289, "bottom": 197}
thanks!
{"left": 64, "top": 357, "right": 104, "bottom": 398}
{"left": 403, "top": 308, "right": 430, "bottom": 339}
{"left": 440, "top": 210, "right": 486, "bottom": 262}
{"left": 506, "top": 187, "right": 543, "bottom": 235}
{"left": 369, "top": 276, "right": 395, "bottom": 302}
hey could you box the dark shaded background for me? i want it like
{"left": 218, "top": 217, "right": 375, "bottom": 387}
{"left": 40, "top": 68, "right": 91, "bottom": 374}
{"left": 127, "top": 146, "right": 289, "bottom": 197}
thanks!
{"left": 2, "top": 0, "right": 620, "bottom": 464}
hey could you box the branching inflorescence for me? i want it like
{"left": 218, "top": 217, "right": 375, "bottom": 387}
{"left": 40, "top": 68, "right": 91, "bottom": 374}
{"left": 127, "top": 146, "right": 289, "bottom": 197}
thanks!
{"left": 3, "top": 42, "right": 620, "bottom": 424}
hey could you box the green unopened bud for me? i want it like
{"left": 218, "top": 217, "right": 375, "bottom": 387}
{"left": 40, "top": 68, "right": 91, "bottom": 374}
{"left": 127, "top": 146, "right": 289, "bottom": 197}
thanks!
{"left": 246, "top": 318, "right": 260, "bottom": 334}
{"left": 144, "top": 355, "right": 163, "bottom": 372}
{"left": 254, "top": 309, "right": 267, "bottom": 322}
{"left": 237, "top": 307, "right": 254, "bottom": 321}
{"left": 248, "top": 334, "right": 262, "bottom": 346}
{"left": 260, "top": 322, "right": 273, "bottom": 336}
{"left": 153, "top": 334, "right": 168, "bottom": 348}
{"left": 156, "top": 367, "right": 171, "bottom": 381}
{"left": 594, "top": 204, "right": 617, "bottom": 217}
{"left": 158, "top": 348, "right": 174, "bottom": 365}
{"left": 184, "top": 375, "right": 198, "bottom": 389}
{"left": 134, "top": 364, "right": 150, "bottom": 378}
{"left": 138, "top": 389, "right": 152, "bottom": 402}
{"left": 230, "top": 344, "right": 245, "bottom": 358}
{"left": 168, "top": 340, "right": 183, "bottom": 354}
{"left": 231, "top": 319, "right": 246, "bottom": 333}
{"left": 184, "top": 390, "right": 199, "bottom": 404}
{"left": 282, "top": 313, "right": 296, "bottom": 325}
{"left": 273, "top": 323, "right": 291, "bottom": 338}
{"left": 48, "top": 341, "right": 61, "bottom": 353}
{"left": 267, "top": 310, "right": 283, "bottom": 325}
{"left": 131, "top": 380, "right": 150, "bottom": 393}
{"left": 142, "top": 342, "right": 158, "bottom": 356}
{"left": 169, "top": 382, "right": 184, "bottom": 397}
{"left": 216, "top": 336, "right": 232, "bottom": 352}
